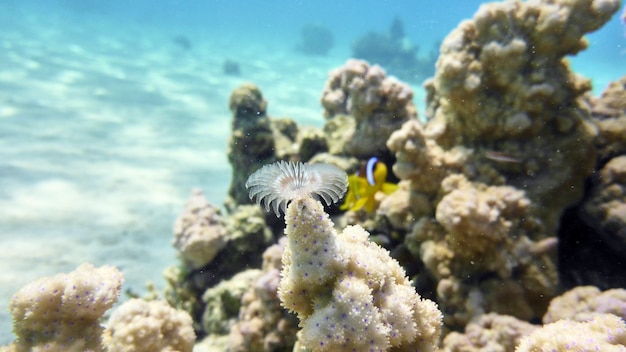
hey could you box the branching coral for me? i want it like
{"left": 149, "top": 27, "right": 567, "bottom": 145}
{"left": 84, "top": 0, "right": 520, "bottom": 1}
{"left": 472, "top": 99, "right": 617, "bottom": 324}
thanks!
{"left": 246, "top": 161, "right": 442, "bottom": 351}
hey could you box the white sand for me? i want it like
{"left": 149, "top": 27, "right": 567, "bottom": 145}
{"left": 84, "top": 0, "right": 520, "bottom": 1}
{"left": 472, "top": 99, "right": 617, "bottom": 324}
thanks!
{"left": 0, "top": 8, "right": 357, "bottom": 342}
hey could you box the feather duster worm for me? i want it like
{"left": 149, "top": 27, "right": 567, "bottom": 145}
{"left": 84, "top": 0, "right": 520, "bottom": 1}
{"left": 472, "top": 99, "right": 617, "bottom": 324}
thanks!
{"left": 245, "top": 160, "right": 348, "bottom": 217}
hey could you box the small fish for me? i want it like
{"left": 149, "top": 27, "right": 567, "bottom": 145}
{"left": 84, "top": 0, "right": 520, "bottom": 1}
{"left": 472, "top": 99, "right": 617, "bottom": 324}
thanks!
{"left": 484, "top": 150, "right": 522, "bottom": 164}
{"left": 340, "top": 157, "right": 398, "bottom": 213}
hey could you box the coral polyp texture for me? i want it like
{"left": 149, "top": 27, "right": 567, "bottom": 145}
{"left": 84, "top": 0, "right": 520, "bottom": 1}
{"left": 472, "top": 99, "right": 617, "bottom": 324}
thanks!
{"left": 320, "top": 59, "right": 417, "bottom": 158}
{"left": 173, "top": 188, "right": 227, "bottom": 269}
{"left": 277, "top": 196, "right": 442, "bottom": 351}
{"left": 515, "top": 314, "right": 626, "bottom": 352}
{"left": 243, "top": 159, "right": 441, "bottom": 351}
{"left": 102, "top": 298, "right": 196, "bottom": 352}
{"left": 386, "top": 0, "right": 620, "bottom": 330}
{"left": 5, "top": 263, "right": 123, "bottom": 351}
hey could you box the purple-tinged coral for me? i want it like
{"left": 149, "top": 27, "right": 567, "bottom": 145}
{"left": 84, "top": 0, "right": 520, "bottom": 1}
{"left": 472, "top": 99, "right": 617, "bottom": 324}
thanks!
{"left": 103, "top": 299, "right": 195, "bottom": 352}
{"left": 6, "top": 263, "right": 123, "bottom": 351}
{"left": 516, "top": 314, "right": 626, "bottom": 351}
{"left": 543, "top": 286, "right": 626, "bottom": 324}
{"left": 278, "top": 196, "right": 442, "bottom": 351}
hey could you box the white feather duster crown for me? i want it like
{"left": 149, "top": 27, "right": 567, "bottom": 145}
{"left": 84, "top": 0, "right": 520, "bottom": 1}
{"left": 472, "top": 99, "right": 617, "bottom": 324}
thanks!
{"left": 245, "top": 161, "right": 348, "bottom": 217}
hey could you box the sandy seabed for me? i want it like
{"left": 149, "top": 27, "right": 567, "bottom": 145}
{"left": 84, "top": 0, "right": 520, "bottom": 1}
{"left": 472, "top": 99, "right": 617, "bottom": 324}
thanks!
{"left": 0, "top": 9, "right": 389, "bottom": 342}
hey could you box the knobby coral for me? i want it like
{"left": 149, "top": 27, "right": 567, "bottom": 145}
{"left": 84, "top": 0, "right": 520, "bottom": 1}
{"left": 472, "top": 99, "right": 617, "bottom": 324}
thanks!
{"left": 246, "top": 161, "right": 442, "bottom": 351}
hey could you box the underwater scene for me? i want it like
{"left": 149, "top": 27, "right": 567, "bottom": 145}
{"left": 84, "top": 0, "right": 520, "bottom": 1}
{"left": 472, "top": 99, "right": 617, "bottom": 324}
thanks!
{"left": 1, "top": 0, "right": 626, "bottom": 350}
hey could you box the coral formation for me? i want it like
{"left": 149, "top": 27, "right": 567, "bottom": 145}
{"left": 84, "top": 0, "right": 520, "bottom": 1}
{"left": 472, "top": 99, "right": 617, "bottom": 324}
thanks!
{"left": 173, "top": 188, "right": 227, "bottom": 269}
{"left": 589, "top": 75, "right": 626, "bottom": 162}
{"left": 228, "top": 238, "right": 298, "bottom": 351}
{"left": 352, "top": 17, "right": 438, "bottom": 83}
{"left": 165, "top": 200, "right": 274, "bottom": 334}
{"left": 227, "top": 83, "right": 275, "bottom": 205}
{"left": 278, "top": 196, "right": 442, "bottom": 351}
{"left": 442, "top": 313, "right": 537, "bottom": 352}
{"left": 4, "top": 263, "right": 123, "bottom": 351}
{"left": 543, "top": 286, "right": 626, "bottom": 324}
{"left": 201, "top": 269, "right": 261, "bottom": 335}
{"left": 102, "top": 299, "right": 196, "bottom": 352}
{"left": 386, "top": 0, "right": 620, "bottom": 330}
{"left": 295, "top": 23, "right": 334, "bottom": 56}
{"left": 516, "top": 314, "right": 626, "bottom": 351}
{"left": 321, "top": 59, "right": 417, "bottom": 158}
{"left": 580, "top": 155, "right": 626, "bottom": 253}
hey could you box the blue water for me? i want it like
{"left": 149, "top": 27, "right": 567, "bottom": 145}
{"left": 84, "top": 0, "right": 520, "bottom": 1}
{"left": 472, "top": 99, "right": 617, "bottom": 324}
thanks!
{"left": 0, "top": 0, "right": 624, "bottom": 346}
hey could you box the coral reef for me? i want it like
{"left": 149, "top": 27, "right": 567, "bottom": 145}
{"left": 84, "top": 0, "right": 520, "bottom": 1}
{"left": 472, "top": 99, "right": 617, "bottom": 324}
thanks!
{"left": 321, "top": 59, "right": 417, "bottom": 158}
{"left": 4, "top": 263, "right": 123, "bottom": 351}
{"left": 102, "top": 299, "right": 196, "bottom": 352}
{"left": 228, "top": 238, "right": 298, "bottom": 352}
{"left": 278, "top": 195, "right": 442, "bottom": 351}
{"left": 222, "top": 59, "right": 241, "bottom": 76}
{"left": 589, "top": 75, "right": 626, "bottom": 162}
{"left": 295, "top": 23, "right": 334, "bottom": 56}
{"left": 165, "top": 190, "right": 273, "bottom": 334}
{"left": 227, "top": 83, "right": 275, "bottom": 205}
{"left": 543, "top": 286, "right": 626, "bottom": 324}
{"left": 173, "top": 189, "right": 227, "bottom": 269}
{"left": 516, "top": 314, "right": 626, "bottom": 351}
{"left": 386, "top": 0, "right": 620, "bottom": 330}
{"left": 442, "top": 313, "right": 537, "bottom": 352}
{"left": 201, "top": 269, "right": 261, "bottom": 336}
{"left": 580, "top": 155, "right": 626, "bottom": 253}
{"left": 352, "top": 17, "right": 438, "bottom": 83}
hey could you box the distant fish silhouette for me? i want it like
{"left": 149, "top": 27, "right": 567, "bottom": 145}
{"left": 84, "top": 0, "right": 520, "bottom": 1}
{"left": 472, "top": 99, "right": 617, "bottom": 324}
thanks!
{"left": 484, "top": 150, "right": 522, "bottom": 164}
{"left": 173, "top": 35, "right": 192, "bottom": 50}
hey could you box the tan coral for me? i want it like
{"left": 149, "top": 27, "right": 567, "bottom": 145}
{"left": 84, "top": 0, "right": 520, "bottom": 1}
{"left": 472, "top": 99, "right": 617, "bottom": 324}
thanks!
{"left": 590, "top": 75, "right": 626, "bottom": 161}
{"left": 6, "top": 263, "right": 123, "bottom": 351}
{"left": 279, "top": 196, "right": 442, "bottom": 352}
{"left": 173, "top": 189, "right": 227, "bottom": 269}
{"left": 442, "top": 313, "right": 538, "bottom": 352}
{"left": 516, "top": 314, "right": 626, "bottom": 351}
{"left": 321, "top": 59, "right": 417, "bottom": 157}
{"left": 102, "top": 299, "right": 195, "bottom": 352}
{"left": 543, "top": 286, "right": 626, "bottom": 324}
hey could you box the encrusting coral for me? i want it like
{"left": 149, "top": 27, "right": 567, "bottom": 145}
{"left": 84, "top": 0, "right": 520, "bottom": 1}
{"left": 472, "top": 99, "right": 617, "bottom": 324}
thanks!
{"left": 102, "top": 298, "right": 196, "bottom": 352}
{"left": 4, "top": 263, "right": 123, "bottom": 351}
{"left": 246, "top": 160, "right": 442, "bottom": 351}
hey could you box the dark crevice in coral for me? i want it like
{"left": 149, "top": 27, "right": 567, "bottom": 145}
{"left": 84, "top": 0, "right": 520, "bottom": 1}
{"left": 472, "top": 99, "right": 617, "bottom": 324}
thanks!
{"left": 558, "top": 205, "right": 626, "bottom": 290}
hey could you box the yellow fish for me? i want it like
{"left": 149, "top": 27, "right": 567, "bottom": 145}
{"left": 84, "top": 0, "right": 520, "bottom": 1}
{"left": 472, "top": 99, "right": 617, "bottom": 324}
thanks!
{"left": 340, "top": 157, "right": 398, "bottom": 213}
